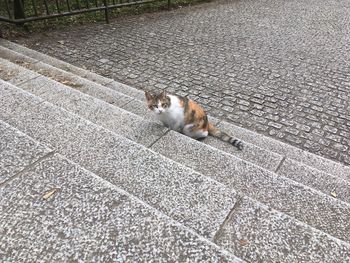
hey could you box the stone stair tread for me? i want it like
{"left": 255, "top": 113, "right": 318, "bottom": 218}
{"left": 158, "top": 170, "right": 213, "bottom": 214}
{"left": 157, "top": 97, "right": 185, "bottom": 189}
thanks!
{"left": 0, "top": 52, "right": 286, "bottom": 185}
{"left": 0, "top": 79, "right": 238, "bottom": 240}
{"left": 29, "top": 61, "right": 134, "bottom": 108}
{"left": 0, "top": 56, "right": 40, "bottom": 86}
{"left": 203, "top": 135, "right": 283, "bottom": 171}
{"left": 106, "top": 80, "right": 147, "bottom": 101}
{"left": 118, "top": 97, "right": 350, "bottom": 184}
{"left": 0, "top": 152, "right": 242, "bottom": 262}
{"left": 150, "top": 130, "right": 350, "bottom": 242}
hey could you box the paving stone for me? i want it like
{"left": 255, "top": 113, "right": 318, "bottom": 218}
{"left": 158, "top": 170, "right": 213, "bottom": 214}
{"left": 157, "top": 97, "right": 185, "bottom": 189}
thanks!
{"left": 215, "top": 197, "right": 350, "bottom": 263}
{"left": 323, "top": 125, "right": 338, "bottom": 134}
{"left": 150, "top": 130, "right": 350, "bottom": 242}
{"left": 0, "top": 81, "right": 238, "bottom": 239}
{"left": 0, "top": 120, "right": 51, "bottom": 184}
{"left": 0, "top": 154, "right": 241, "bottom": 262}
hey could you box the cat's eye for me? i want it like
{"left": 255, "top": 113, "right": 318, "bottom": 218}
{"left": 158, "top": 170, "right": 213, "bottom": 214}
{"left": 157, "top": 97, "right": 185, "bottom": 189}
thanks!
{"left": 161, "top": 103, "right": 167, "bottom": 107}
{"left": 153, "top": 104, "right": 158, "bottom": 108}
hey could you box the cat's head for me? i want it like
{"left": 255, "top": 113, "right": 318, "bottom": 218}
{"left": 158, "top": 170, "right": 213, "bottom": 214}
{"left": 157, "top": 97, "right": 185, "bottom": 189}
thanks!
{"left": 145, "top": 90, "right": 171, "bottom": 114}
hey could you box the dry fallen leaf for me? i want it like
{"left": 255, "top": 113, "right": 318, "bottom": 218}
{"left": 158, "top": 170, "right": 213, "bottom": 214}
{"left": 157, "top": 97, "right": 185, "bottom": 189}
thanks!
{"left": 42, "top": 188, "right": 60, "bottom": 200}
{"left": 239, "top": 239, "right": 249, "bottom": 246}
{"left": 59, "top": 79, "right": 83, "bottom": 88}
{"left": 331, "top": 192, "right": 337, "bottom": 198}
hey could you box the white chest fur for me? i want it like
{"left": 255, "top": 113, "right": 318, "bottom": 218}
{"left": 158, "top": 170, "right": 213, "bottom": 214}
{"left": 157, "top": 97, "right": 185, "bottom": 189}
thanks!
{"left": 157, "top": 95, "right": 185, "bottom": 131}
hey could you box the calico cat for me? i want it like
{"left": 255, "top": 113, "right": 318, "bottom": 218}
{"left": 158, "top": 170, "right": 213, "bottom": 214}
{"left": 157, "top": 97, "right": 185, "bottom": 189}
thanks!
{"left": 145, "top": 90, "right": 244, "bottom": 150}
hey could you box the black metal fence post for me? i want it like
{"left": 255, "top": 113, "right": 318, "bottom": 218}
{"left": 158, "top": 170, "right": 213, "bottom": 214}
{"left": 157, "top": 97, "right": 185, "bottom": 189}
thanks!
{"left": 14, "top": 0, "right": 25, "bottom": 19}
{"left": 103, "top": 0, "right": 109, "bottom": 23}
{"left": 168, "top": 0, "right": 171, "bottom": 10}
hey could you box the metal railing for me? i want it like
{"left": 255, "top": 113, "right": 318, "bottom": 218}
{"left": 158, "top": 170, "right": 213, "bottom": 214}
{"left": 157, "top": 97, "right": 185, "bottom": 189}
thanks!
{"left": 0, "top": 0, "right": 170, "bottom": 24}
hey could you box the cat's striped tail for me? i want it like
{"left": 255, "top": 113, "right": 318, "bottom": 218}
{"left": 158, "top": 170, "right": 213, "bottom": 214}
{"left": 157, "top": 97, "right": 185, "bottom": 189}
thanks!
{"left": 208, "top": 123, "right": 244, "bottom": 150}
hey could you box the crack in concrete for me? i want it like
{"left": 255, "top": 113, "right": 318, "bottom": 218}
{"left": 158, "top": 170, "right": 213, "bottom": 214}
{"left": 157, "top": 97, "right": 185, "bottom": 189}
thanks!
{"left": 0, "top": 151, "right": 56, "bottom": 187}
{"left": 213, "top": 195, "right": 244, "bottom": 244}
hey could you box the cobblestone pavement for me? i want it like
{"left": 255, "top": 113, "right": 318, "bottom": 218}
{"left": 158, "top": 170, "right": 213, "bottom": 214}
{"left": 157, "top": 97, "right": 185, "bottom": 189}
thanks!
{"left": 17, "top": 0, "right": 350, "bottom": 165}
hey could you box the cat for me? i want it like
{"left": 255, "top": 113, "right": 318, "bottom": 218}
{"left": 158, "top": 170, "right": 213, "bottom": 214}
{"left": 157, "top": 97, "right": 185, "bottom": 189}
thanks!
{"left": 145, "top": 90, "right": 244, "bottom": 150}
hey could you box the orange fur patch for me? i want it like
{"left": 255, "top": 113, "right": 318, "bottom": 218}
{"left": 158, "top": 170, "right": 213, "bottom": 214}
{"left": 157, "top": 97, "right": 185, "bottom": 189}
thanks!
{"left": 184, "top": 99, "right": 209, "bottom": 132}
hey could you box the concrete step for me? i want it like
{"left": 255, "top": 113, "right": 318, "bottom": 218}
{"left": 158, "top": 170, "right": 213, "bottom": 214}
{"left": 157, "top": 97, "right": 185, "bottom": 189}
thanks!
{"left": 0, "top": 126, "right": 242, "bottom": 262}
{"left": 1, "top": 50, "right": 350, "bottom": 241}
{"left": 1, "top": 83, "right": 349, "bottom": 262}
{"left": 1, "top": 41, "right": 349, "bottom": 185}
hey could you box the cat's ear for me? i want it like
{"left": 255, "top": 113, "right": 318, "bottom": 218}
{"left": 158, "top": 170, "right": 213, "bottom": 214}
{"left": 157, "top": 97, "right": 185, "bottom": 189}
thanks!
{"left": 145, "top": 91, "right": 153, "bottom": 101}
{"left": 160, "top": 90, "right": 167, "bottom": 99}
